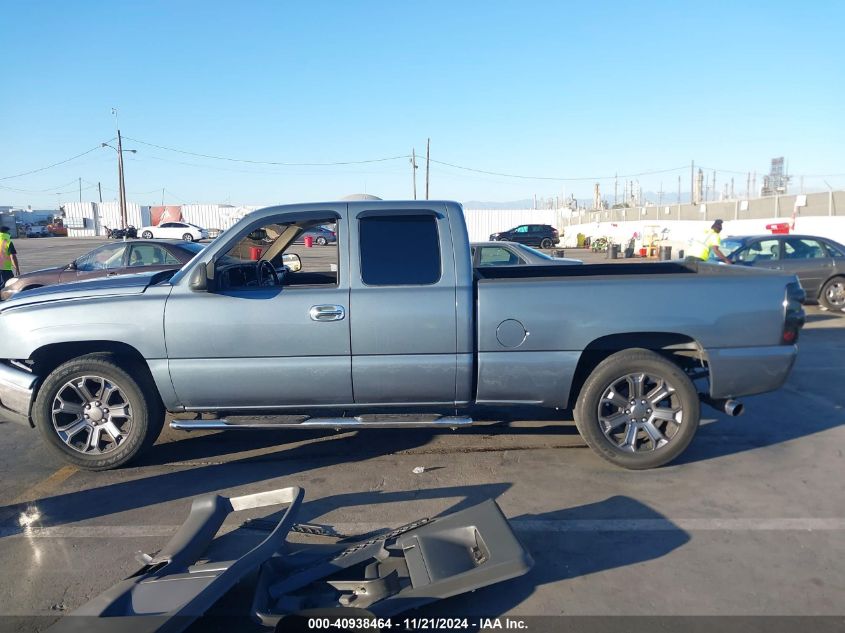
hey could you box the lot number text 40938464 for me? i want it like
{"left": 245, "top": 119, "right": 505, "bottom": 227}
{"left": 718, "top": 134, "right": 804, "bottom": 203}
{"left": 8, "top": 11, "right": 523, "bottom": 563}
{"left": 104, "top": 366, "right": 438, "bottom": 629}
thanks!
{"left": 307, "top": 617, "right": 529, "bottom": 629}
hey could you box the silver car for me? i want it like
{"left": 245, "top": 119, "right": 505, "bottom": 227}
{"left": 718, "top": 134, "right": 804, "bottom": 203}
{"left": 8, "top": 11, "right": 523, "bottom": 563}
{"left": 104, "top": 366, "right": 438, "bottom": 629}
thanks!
{"left": 471, "top": 241, "right": 582, "bottom": 267}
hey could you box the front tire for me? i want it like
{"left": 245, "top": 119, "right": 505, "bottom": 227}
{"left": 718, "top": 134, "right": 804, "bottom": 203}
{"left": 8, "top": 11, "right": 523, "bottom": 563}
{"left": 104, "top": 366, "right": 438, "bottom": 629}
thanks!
{"left": 33, "top": 353, "right": 164, "bottom": 471}
{"left": 142, "top": 230, "right": 153, "bottom": 239}
{"left": 574, "top": 348, "right": 700, "bottom": 470}
{"left": 182, "top": 233, "right": 194, "bottom": 242}
{"left": 819, "top": 276, "right": 845, "bottom": 312}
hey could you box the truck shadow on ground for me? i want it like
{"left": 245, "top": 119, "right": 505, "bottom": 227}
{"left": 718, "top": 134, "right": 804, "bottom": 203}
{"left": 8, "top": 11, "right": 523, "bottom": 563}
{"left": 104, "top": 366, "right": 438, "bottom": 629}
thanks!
{"left": 0, "top": 431, "right": 520, "bottom": 536}
{"left": 675, "top": 406, "right": 845, "bottom": 465}
{"left": 142, "top": 418, "right": 582, "bottom": 468}
{"left": 417, "top": 495, "right": 691, "bottom": 623}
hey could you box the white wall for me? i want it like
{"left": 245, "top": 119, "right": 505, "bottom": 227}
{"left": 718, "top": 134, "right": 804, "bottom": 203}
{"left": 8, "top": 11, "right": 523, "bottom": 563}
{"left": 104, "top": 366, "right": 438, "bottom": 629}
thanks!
{"left": 63, "top": 202, "right": 98, "bottom": 237}
{"left": 562, "top": 216, "right": 845, "bottom": 254}
{"left": 463, "top": 208, "right": 562, "bottom": 242}
{"left": 181, "top": 204, "right": 259, "bottom": 229}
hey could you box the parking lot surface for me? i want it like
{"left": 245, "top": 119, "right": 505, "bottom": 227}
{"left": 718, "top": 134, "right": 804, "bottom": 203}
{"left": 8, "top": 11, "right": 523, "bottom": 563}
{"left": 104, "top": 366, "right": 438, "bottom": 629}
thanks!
{"left": 0, "top": 237, "right": 843, "bottom": 629}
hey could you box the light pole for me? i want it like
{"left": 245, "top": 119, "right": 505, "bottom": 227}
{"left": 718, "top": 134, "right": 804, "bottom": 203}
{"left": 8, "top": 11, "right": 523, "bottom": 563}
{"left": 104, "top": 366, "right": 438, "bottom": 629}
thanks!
{"left": 101, "top": 136, "right": 136, "bottom": 229}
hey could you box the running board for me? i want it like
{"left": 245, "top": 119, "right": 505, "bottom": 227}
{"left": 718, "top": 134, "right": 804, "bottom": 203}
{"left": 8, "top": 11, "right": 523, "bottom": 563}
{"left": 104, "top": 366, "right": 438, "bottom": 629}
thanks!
{"left": 170, "top": 415, "right": 476, "bottom": 431}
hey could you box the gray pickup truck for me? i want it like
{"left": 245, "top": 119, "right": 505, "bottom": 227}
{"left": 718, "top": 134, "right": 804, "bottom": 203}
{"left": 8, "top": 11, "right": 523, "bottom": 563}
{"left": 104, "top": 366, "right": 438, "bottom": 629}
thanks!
{"left": 0, "top": 200, "right": 805, "bottom": 471}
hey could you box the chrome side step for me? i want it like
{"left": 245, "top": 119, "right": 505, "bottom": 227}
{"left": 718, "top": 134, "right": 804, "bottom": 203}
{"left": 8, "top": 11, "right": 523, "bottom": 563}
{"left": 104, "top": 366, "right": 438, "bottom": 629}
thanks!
{"left": 170, "top": 415, "right": 476, "bottom": 431}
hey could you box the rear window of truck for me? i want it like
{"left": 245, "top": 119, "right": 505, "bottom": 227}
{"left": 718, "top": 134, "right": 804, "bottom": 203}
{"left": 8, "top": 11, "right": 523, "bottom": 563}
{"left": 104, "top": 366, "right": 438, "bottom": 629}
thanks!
{"left": 359, "top": 215, "right": 440, "bottom": 285}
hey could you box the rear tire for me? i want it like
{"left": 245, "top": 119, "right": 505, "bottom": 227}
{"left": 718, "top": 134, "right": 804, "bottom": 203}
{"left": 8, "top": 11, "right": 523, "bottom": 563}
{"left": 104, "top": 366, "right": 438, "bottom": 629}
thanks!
{"left": 574, "top": 348, "right": 700, "bottom": 470}
{"left": 316, "top": 236, "right": 328, "bottom": 246}
{"left": 182, "top": 233, "right": 194, "bottom": 242}
{"left": 819, "top": 276, "right": 845, "bottom": 312}
{"left": 142, "top": 230, "right": 153, "bottom": 239}
{"left": 540, "top": 238, "right": 553, "bottom": 249}
{"left": 33, "top": 353, "right": 165, "bottom": 471}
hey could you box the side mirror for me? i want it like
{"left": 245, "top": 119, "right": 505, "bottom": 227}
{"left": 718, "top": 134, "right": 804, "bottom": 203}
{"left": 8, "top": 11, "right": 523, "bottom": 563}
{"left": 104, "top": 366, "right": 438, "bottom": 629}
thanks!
{"left": 282, "top": 253, "right": 302, "bottom": 272}
{"left": 248, "top": 229, "right": 268, "bottom": 241}
{"left": 67, "top": 260, "right": 78, "bottom": 270}
{"left": 189, "top": 262, "right": 209, "bottom": 292}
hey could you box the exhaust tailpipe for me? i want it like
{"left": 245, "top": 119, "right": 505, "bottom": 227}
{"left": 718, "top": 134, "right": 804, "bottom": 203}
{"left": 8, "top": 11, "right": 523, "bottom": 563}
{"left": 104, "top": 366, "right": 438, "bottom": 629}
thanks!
{"left": 701, "top": 395, "right": 744, "bottom": 417}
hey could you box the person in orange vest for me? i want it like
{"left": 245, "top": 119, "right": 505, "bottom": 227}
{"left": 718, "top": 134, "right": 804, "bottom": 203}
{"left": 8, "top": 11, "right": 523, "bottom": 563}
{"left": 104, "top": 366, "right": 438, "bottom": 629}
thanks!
{"left": 0, "top": 226, "right": 22, "bottom": 289}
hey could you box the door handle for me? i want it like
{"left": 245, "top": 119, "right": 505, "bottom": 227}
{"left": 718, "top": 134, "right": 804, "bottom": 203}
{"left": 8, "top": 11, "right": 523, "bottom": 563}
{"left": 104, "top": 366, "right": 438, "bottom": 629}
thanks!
{"left": 309, "top": 305, "right": 346, "bottom": 321}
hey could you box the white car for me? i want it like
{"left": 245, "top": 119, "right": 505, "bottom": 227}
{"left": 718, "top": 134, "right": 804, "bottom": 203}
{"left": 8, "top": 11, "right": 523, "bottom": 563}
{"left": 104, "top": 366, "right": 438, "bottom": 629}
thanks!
{"left": 138, "top": 222, "right": 208, "bottom": 242}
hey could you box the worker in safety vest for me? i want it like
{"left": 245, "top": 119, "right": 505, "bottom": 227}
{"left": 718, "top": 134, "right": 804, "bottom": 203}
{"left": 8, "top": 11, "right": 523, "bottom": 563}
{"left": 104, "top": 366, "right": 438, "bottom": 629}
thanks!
{"left": 696, "top": 219, "right": 731, "bottom": 263}
{"left": 0, "top": 226, "right": 22, "bottom": 288}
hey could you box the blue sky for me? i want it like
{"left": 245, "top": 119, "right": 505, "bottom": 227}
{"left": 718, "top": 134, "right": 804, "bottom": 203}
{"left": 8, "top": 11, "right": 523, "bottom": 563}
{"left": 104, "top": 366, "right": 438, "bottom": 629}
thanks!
{"left": 2, "top": 0, "right": 843, "bottom": 207}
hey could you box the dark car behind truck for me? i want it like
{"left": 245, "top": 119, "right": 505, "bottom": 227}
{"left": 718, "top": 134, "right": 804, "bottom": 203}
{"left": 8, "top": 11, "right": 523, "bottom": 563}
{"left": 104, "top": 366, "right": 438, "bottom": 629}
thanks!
{"left": 489, "top": 224, "right": 560, "bottom": 249}
{"left": 0, "top": 200, "right": 804, "bottom": 471}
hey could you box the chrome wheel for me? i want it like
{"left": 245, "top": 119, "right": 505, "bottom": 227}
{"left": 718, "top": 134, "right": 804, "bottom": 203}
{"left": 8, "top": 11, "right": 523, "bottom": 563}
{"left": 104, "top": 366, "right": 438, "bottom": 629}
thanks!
{"left": 825, "top": 281, "right": 845, "bottom": 307}
{"left": 51, "top": 375, "right": 133, "bottom": 455}
{"left": 597, "top": 372, "right": 683, "bottom": 453}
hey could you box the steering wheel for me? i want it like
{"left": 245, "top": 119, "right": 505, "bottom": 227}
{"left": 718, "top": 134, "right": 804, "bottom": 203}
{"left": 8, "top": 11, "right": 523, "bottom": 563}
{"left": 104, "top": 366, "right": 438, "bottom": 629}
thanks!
{"left": 257, "top": 259, "right": 280, "bottom": 286}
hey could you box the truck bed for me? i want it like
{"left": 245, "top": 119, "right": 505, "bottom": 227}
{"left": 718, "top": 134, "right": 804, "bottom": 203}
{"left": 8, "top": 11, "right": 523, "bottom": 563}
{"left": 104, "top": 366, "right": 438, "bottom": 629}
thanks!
{"left": 472, "top": 259, "right": 797, "bottom": 407}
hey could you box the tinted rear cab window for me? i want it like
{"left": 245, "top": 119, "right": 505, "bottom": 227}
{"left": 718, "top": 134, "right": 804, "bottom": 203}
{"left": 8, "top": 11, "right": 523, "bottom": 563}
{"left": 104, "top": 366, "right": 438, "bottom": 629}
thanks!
{"left": 359, "top": 215, "right": 440, "bottom": 285}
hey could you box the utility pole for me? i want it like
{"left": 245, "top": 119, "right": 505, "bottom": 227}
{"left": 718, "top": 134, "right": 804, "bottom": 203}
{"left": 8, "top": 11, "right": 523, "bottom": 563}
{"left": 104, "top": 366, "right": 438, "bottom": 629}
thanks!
{"left": 677, "top": 175, "right": 681, "bottom": 203}
{"left": 746, "top": 172, "right": 750, "bottom": 199}
{"left": 712, "top": 171, "right": 717, "bottom": 202}
{"left": 658, "top": 182, "right": 663, "bottom": 206}
{"left": 116, "top": 129, "right": 129, "bottom": 228}
{"left": 730, "top": 177, "right": 734, "bottom": 199}
{"left": 690, "top": 160, "right": 695, "bottom": 204}
{"left": 78, "top": 177, "right": 82, "bottom": 202}
{"left": 162, "top": 188, "right": 165, "bottom": 206}
{"left": 410, "top": 148, "right": 417, "bottom": 200}
{"left": 425, "top": 138, "right": 430, "bottom": 200}
{"left": 98, "top": 182, "right": 103, "bottom": 203}
{"left": 614, "top": 172, "right": 618, "bottom": 206}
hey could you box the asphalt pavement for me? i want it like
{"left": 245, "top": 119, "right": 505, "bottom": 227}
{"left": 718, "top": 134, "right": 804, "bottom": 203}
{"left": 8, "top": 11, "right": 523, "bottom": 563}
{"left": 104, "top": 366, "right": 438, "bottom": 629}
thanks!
{"left": 0, "top": 238, "right": 843, "bottom": 631}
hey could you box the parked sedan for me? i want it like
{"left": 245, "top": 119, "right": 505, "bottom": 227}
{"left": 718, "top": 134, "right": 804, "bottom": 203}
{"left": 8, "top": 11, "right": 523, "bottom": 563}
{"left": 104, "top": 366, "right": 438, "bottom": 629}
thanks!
{"left": 138, "top": 222, "right": 208, "bottom": 242}
{"left": 723, "top": 234, "right": 845, "bottom": 310}
{"left": 471, "top": 241, "right": 582, "bottom": 267}
{"left": 292, "top": 225, "right": 337, "bottom": 246}
{"left": 0, "top": 240, "right": 205, "bottom": 301}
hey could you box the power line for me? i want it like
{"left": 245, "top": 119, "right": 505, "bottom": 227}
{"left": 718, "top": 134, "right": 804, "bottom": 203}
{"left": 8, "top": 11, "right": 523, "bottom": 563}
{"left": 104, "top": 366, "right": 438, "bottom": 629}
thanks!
{"left": 0, "top": 144, "right": 111, "bottom": 181}
{"left": 122, "top": 136, "right": 409, "bottom": 166}
{"left": 0, "top": 183, "right": 98, "bottom": 195}
{"left": 698, "top": 165, "right": 845, "bottom": 178}
{"left": 82, "top": 179, "right": 162, "bottom": 195}
{"left": 164, "top": 188, "right": 189, "bottom": 203}
{"left": 426, "top": 158, "right": 689, "bottom": 182}
{"left": 137, "top": 153, "right": 406, "bottom": 177}
{"left": 0, "top": 178, "right": 80, "bottom": 193}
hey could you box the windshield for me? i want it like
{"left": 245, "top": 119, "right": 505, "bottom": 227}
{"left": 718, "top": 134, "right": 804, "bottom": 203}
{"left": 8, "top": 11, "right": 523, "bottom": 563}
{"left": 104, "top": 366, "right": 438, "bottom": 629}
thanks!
{"left": 720, "top": 239, "right": 745, "bottom": 257}
{"left": 516, "top": 244, "right": 554, "bottom": 260}
{"left": 179, "top": 242, "right": 206, "bottom": 255}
